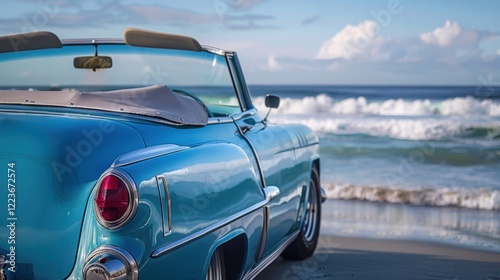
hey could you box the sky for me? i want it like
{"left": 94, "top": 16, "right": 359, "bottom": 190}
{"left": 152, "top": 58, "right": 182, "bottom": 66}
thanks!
{"left": 1, "top": 0, "right": 500, "bottom": 85}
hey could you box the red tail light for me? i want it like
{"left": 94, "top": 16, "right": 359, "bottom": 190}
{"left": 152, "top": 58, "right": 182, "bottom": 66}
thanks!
{"left": 94, "top": 170, "right": 137, "bottom": 230}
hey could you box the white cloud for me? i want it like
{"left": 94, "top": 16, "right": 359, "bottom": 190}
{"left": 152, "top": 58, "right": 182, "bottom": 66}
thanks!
{"left": 267, "top": 55, "right": 281, "bottom": 71}
{"left": 315, "top": 19, "right": 497, "bottom": 67}
{"left": 420, "top": 20, "right": 462, "bottom": 47}
{"left": 305, "top": 19, "right": 500, "bottom": 84}
{"left": 316, "top": 20, "right": 382, "bottom": 60}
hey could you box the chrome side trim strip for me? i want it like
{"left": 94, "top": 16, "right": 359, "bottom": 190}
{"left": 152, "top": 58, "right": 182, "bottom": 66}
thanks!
{"left": 232, "top": 114, "right": 267, "bottom": 189}
{"left": 151, "top": 199, "right": 268, "bottom": 258}
{"left": 156, "top": 176, "right": 173, "bottom": 236}
{"left": 255, "top": 187, "right": 280, "bottom": 260}
{"left": 255, "top": 206, "right": 269, "bottom": 262}
{"left": 207, "top": 117, "right": 233, "bottom": 125}
{"left": 112, "top": 144, "right": 189, "bottom": 167}
{"left": 0, "top": 106, "right": 183, "bottom": 126}
{"left": 232, "top": 108, "right": 258, "bottom": 121}
{"left": 242, "top": 231, "right": 299, "bottom": 280}
{"left": 207, "top": 109, "right": 258, "bottom": 125}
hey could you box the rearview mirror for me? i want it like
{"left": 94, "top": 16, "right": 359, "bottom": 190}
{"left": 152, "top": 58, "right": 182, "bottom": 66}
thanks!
{"left": 74, "top": 56, "right": 112, "bottom": 70}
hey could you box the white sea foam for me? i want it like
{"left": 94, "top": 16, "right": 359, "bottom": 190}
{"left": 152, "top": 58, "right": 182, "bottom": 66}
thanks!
{"left": 254, "top": 95, "right": 500, "bottom": 140}
{"left": 324, "top": 183, "right": 500, "bottom": 211}
{"left": 254, "top": 95, "right": 500, "bottom": 116}
{"left": 269, "top": 115, "right": 500, "bottom": 141}
{"left": 275, "top": 116, "right": 475, "bottom": 140}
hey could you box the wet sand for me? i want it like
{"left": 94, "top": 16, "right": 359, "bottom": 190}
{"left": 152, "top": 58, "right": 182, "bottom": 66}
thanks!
{"left": 255, "top": 235, "right": 500, "bottom": 280}
{"left": 256, "top": 199, "right": 500, "bottom": 279}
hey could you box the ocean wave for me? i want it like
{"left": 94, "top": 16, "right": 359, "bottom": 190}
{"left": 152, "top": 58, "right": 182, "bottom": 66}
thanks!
{"left": 324, "top": 183, "right": 500, "bottom": 211}
{"left": 254, "top": 95, "right": 500, "bottom": 116}
{"left": 271, "top": 115, "right": 500, "bottom": 141}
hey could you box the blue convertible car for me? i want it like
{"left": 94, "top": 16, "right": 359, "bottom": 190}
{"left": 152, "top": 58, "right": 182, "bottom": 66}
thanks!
{"left": 0, "top": 28, "right": 322, "bottom": 280}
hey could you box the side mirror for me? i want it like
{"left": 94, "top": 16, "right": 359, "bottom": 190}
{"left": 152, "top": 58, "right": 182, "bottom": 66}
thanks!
{"left": 263, "top": 94, "right": 280, "bottom": 124}
{"left": 265, "top": 94, "right": 280, "bottom": 109}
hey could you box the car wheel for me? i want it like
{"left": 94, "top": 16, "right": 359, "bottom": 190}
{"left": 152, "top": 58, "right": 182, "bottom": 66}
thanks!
{"left": 281, "top": 166, "right": 321, "bottom": 260}
{"left": 206, "top": 248, "right": 225, "bottom": 280}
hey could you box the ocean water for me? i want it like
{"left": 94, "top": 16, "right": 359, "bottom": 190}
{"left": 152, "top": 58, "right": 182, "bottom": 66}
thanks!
{"left": 250, "top": 85, "right": 500, "bottom": 250}
{"left": 250, "top": 85, "right": 500, "bottom": 211}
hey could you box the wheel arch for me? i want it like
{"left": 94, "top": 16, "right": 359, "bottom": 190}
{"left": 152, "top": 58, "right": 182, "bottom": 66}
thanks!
{"left": 205, "top": 229, "right": 248, "bottom": 280}
{"left": 280, "top": 156, "right": 321, "bottom": 261}
{"left": 312, "top": 158, "right": 320, "bottom": 179}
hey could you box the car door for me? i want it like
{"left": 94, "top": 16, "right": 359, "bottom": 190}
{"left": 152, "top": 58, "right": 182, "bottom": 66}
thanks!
{"left": 226, "top": 53, "right": 303, "bottom": 258}
{"left": 233, "top": 110, "right": 302, "bottom": 258}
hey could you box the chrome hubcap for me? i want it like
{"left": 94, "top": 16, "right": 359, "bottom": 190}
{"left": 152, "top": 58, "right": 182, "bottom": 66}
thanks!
{"left": 206, "top": 248, "right": 224, "bottom": 280}
{"left": 303, "top": 178, "right": 318, "bottom": 242}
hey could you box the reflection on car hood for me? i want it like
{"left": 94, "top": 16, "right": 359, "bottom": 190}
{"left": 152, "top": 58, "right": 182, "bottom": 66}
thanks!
{"left": 0, "top": 85, "right": 208, "bottom": 125}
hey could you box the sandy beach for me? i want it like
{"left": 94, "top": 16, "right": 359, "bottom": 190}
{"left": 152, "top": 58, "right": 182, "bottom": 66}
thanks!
{"left": 256, "top": 199, "right": 500, "bottom": 280}
{"left": 256, "top": 235, "right": 500, "bottom": 280}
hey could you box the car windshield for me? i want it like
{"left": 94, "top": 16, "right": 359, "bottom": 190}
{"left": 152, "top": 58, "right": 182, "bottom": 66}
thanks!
{"left": 0, "top": 44, "right": 241, "bottom": 116}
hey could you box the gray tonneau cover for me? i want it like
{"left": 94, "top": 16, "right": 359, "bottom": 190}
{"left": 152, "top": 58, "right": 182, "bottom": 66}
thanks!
{"left": 0, "top": 85, "right": 208, "bottom": 125}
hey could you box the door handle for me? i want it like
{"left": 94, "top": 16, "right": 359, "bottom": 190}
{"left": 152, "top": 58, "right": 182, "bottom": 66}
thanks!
{"left": 264, "top": 186, "right": 280, "bottom": 201}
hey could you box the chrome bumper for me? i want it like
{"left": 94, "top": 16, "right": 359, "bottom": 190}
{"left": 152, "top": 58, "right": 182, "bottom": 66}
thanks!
{"left": 83, "top": 245, "right": 138, "bottom": 280}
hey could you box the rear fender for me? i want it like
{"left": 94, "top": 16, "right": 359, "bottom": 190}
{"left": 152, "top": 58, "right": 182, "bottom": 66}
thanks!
{"left": 71, "top": 141, "right": 265, "bottom": 278}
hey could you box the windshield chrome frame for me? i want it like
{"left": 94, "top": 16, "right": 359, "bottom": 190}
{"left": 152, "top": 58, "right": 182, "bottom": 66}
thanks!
{"left": 61, "top": 39, "right": 232, "bottom": 55}
{"left": 2, "top": 38, "right": 256, "bottom": 124}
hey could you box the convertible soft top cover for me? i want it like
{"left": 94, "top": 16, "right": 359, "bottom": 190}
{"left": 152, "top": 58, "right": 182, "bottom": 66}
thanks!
{"left": 0, "top": 85, "right": 209, "bottom": 125}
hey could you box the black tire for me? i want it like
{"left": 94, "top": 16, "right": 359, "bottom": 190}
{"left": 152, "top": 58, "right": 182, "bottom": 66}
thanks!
{"left": 281, "top": 166, "right": 321, "bottom": 260}
{"left": 206, "top": 248, "right": 225, "bottom": 280}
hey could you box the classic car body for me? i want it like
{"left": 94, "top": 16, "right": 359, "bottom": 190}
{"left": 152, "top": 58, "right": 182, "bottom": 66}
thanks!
{"left": 0, "top": 28, "right": 321, "bottom": 280}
